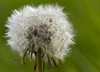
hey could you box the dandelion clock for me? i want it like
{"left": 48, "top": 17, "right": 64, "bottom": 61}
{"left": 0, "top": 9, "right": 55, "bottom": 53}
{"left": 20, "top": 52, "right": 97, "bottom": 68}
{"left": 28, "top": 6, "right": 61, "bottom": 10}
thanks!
{"left": 5, "top": 4, "right": 75, "bottom": 72}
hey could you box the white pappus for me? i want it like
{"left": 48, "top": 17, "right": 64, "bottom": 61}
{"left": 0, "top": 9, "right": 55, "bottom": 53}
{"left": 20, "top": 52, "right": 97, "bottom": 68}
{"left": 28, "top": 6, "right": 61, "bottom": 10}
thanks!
{"left": 5, "top": 4, "right": 75, "bottom": 67}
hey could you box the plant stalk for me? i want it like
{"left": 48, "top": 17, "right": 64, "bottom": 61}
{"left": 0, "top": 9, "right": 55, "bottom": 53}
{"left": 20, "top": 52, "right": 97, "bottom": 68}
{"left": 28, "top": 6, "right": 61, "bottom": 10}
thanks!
{"left": 35, "top": 48, "right": 42, "bottom": 72}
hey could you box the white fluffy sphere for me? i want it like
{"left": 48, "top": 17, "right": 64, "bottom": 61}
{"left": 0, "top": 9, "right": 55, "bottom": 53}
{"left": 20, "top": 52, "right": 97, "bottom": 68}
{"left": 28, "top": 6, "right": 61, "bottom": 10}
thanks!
{"left": 6, "top": 5, "right": 74, "bottom": 63}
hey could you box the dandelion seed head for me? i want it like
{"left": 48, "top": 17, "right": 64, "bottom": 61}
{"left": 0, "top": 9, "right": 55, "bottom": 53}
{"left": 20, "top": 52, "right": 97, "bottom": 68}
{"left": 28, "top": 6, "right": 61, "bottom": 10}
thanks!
{"left": 6, "top": 5, "right": 74, "bottom": 62}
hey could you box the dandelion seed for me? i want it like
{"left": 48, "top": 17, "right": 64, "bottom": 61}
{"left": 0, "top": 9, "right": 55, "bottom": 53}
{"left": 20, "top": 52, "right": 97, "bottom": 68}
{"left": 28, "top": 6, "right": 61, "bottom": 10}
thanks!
{"left": 5, "top": 4, "right": 75, "bottom": 72}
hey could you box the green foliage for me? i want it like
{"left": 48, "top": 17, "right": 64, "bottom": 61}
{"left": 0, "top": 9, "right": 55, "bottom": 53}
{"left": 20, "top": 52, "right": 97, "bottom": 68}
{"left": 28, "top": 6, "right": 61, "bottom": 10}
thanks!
{"left": 0, "top": 0, "right": 100, "bottom": 72}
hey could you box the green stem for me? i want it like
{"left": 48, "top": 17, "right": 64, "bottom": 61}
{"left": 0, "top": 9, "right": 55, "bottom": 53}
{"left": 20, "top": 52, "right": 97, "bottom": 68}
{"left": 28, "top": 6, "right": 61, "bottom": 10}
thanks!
{"left": 35, "top": 48, "right": 42, "bottom": 72}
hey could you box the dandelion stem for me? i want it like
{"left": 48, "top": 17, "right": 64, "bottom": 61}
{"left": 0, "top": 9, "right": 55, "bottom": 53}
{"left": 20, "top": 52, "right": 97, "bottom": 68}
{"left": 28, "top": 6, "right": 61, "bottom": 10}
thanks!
{"left": 35, "top": 48, "right": 42, "bottom": 72}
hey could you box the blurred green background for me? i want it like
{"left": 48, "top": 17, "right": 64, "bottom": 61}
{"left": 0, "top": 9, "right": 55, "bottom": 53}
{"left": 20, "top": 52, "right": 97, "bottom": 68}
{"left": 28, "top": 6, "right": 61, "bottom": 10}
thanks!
{"left": 0, "top": 0, "right": 100, "bottom": 72}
